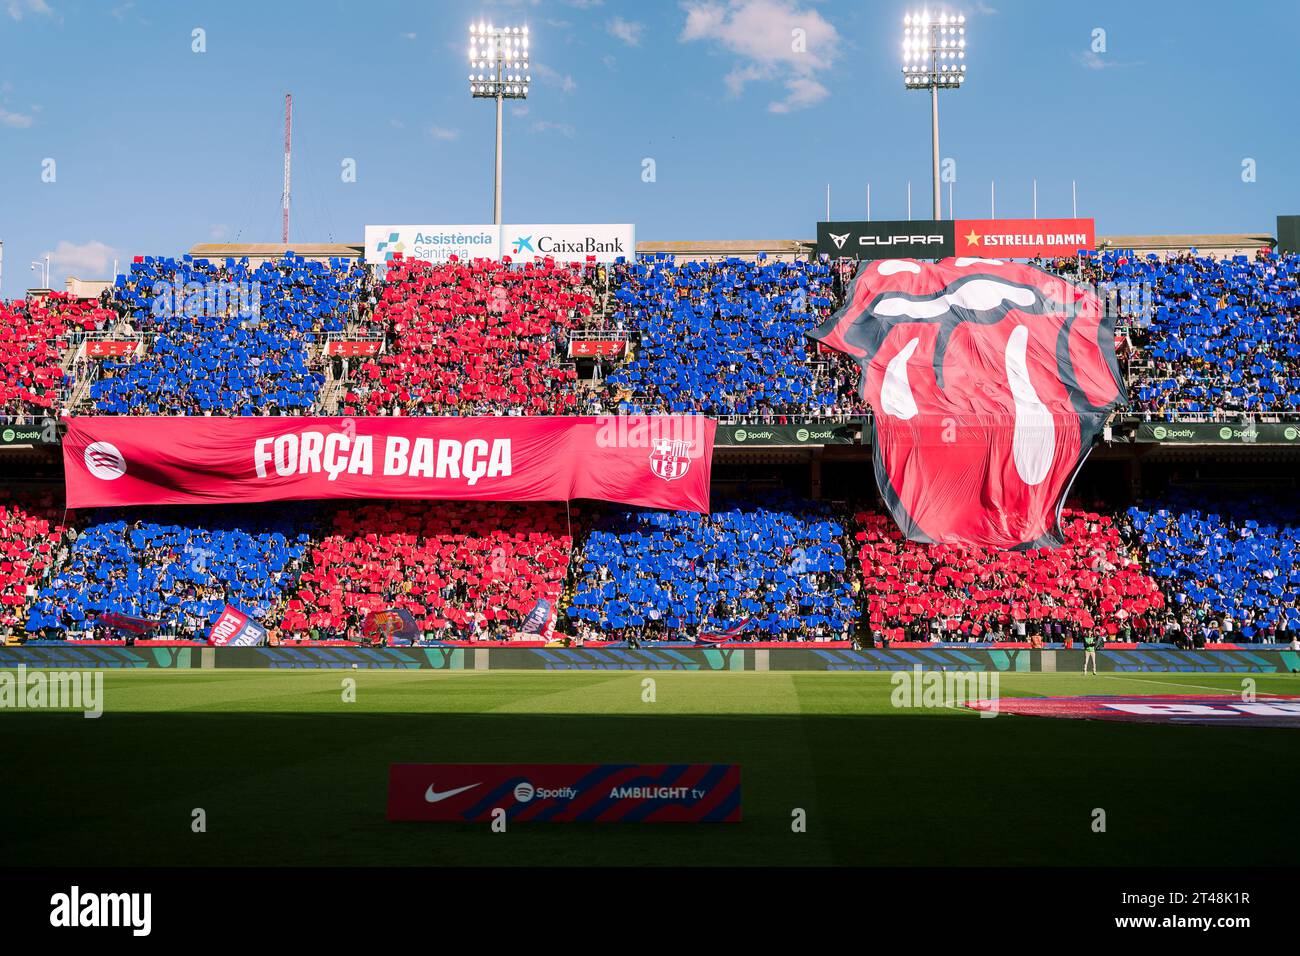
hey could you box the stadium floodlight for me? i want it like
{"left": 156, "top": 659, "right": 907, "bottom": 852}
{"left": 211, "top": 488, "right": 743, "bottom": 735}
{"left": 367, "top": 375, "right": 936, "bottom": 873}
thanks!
{"left": 469, "top": 21, "right": 531, "bottom": 225}
{"left": 902, "top": 10, "right": 967, "bottom": 220}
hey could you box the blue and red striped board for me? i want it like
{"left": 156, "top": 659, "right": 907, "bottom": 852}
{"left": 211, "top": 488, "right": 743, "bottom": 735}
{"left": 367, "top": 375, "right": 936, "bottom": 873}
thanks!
{"left": 388, "top": 763, "right": 741, "bottom": 822}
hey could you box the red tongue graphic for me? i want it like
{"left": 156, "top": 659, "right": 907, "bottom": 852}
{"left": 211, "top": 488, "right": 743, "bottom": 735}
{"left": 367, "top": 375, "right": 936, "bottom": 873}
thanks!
{"left": 810, "top": 259, "right": 1124, "bottom": 549}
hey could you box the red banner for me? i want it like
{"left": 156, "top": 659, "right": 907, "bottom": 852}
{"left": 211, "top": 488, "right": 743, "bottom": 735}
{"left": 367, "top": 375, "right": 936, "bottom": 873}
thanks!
{"left": 84, "top": 340, "right": 139, "bottom": 358}
{"left": 388, "top": 763, "right": 742, "bottom": 822}
{"left": 62, "top": 416, "right": 714, "bottom": 512}
{"left": 952, "top": 218, "right": 1095, "bottom": 259}
{"left": 325, "top": 340, "right": 382, "bottom": 356}
{"left": 569, "top": 339, "right": 627, "bottom": 358}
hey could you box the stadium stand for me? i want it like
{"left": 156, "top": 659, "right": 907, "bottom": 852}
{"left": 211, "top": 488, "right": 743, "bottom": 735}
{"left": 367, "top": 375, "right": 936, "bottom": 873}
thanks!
{"left": 853, "top": 507, "right": 1166, "bottom": 642}
{"left": 88, "top": 254, "right": 366, "bottom": 415}
{"left": 0, "top": 489, "right": 69, "bottom": 638}
{"left": 565, "top": 495, "right": 858, "bottom": 640}
{"left": 0, "top": 293, "right": 115, "bottom": 422}
{"left": 341, "top": 257, "right": 588, "bottom": 416}
{"left": 280, "top": 501, "right": 571, "bottom": 639}
{"left": 20, "top": 241, "right": 1300, "bottom": 646}
{"left": 1059, "top": 250, "right": 1300, "bottom": 419}
{"left": 593, "top": 256, "right": 863, "bottom": 417}
{"left": 26, "top": 510, "right": 310, "bottom": 636}
{"left": 1129, "top": 493, "right": 1300, "bottom": 643}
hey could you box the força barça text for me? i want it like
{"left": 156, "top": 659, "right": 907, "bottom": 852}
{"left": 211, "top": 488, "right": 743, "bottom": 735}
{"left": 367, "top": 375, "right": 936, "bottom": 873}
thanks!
{"left": 254, "top": 432, "right": 512, "bottom": 485}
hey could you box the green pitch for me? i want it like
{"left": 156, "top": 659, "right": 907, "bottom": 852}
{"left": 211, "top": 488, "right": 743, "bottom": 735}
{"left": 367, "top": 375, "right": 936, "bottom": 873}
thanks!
{"left": 2, "top": 670, "right": 1297, "bottom": 867}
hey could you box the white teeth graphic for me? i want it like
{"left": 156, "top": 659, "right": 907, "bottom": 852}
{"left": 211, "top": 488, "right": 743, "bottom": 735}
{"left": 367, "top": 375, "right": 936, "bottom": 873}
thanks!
{"left": 881, "top": 337, "right": 920, "bottom": 420}
{"left": 877, "top": 259, "right": 922, "bottom": 276}
{"left": 1005, "top": 325, "right": 1054, "bottom": 485}
{"left": 875, "top": 279, "right": 1036, "bottom": 319}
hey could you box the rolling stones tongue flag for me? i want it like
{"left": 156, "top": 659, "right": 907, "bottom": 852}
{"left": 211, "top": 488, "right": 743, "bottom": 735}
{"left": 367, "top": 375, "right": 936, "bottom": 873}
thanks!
{"left": 810, "top": 258, "right": 1125, "bottom": 549}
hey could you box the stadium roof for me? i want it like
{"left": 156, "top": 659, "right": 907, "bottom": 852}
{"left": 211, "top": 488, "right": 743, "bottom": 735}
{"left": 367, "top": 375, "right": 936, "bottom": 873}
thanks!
{"left": 186, "top": 233, "right": 1275, "bottom": 265}
{"left": 188, "top": 242, "right": 364, "bottom": 262}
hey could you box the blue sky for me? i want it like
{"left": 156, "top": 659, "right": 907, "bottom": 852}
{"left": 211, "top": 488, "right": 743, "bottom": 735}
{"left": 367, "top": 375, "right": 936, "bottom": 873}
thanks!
{"left": 1, "top": 0, "right": 1297, "bottom": 291}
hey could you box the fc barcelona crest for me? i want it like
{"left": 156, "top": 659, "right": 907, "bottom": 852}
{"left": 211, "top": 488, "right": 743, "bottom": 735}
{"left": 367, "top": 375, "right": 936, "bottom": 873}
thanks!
{"left": 649, "top": 438, "right": 694, "bottom": 482}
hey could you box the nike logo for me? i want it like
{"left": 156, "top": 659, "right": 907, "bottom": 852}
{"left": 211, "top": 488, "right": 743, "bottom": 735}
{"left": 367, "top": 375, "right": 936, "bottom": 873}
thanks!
{"left": 424, "top": 782, "right": 480, "bottom": 803}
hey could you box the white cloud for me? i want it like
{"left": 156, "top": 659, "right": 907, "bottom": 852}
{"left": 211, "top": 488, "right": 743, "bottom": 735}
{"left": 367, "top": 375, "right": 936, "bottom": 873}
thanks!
{"left": 768, "top": 76, "right": 828, "bottom": 114}
{"left": 402, "top": 32, "right": 417, "bottom": 40}
{"left": 42, "top": 240, "right": 117, "bottom": 279}
{"left": 428, "top": 125, "right": 460, "bottom": 141}
{"left": 7, "top": 0, "right": 54, "bottom": 21}
{"left": 210, "top": 224, "right": 231, "bottom": 241}
{"left": 531, "top": 120, "right": 575, "bottom": 138}
{"left": 0, "top": 106, "right": 34, "bottom": 128}
{"left": 607, "top": 17, "right": 645, "bottom": 46}
{"left": 1076, "top": 50, "right": 1143, "bottom": 70}
{"left": 533, "top": 62, "right": 577, "bottom": 93}
{"left": 680, "top": 0, "right": 840, "bottom": 112}
{"left": 511, "top": 104, "right": 530, "bottom": 117}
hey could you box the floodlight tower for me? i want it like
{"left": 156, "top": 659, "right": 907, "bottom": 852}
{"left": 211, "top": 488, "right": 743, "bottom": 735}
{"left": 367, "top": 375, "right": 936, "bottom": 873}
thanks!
{"left": 902, "top": 10, "right": 967, "bottom": 220}
{"left": 469, "top": 21, "right": 531, "bottom": 225}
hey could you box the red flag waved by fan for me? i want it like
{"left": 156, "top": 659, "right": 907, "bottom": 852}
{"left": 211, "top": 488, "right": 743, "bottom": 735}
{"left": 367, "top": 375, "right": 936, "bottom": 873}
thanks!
{"left": 810, "top": 258, "right": 1124, "bottom": 549}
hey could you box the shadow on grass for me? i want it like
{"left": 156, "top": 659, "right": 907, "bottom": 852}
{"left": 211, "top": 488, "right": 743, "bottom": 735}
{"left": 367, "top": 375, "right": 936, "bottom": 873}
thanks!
{"left": 1, "top": 710, "right": 1294, "bottom": 867}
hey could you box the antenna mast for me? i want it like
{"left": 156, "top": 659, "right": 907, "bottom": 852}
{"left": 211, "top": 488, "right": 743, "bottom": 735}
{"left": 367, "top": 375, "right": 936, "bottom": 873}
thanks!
{"left": 282, "top": 93, "right": 292, "bottom": 244}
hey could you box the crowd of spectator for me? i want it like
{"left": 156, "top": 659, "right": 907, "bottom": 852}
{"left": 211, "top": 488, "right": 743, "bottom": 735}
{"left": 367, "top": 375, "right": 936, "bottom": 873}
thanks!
{"left": 0, "top": 293, "right": 115, "bottom": 423}
{"left": 854, "top": 507, "right": 1167, "bottom": 644}
{"left": 341, "top": 257, "right": 590, "bottom": 416}
{"left": 591, "top": 256, "right": 863, "bottom": 418}
{"left": 13, "top": 248, "right": 1300, "bottom": 423}
{"left": 1054, "top": 249, "right": 1300, "bottom": 420}
{"left": 566, "top": 494, "right": 858, "bottom": 641}
{"left": 88, "top": 254, "right": 366, "bottom": 415}
{"left": 26, "top": 509, "right": 310, "bottom": 637}
{"left": 0, "top": 489, "right": 69, "bottom": 638}
{"left": 280, "top": 500, "right": 571, "bottom": 640}
{"left": 1129, "top": 492, "right": 1300, "bottom": 644}
{"left": 9, "top": 490, "right": 1300, "bottom": 645}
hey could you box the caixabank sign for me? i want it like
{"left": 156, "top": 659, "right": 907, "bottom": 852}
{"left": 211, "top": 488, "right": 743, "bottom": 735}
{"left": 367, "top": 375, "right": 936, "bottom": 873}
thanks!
{"left": 717, "top": 422, "right": 859, "bottom": 446}
{"left": 501, "top": 223, "right": 634, "bottom": 264}
{"left": 1136, "top": 422, "right": 1300, "bottom": 444}
{"left": 366, "top": 224, "right": 634, "bottom": 265}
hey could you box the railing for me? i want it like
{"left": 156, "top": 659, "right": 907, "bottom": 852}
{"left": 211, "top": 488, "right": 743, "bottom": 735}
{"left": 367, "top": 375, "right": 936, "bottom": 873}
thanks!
{"left": 1118, "top": 411, "right": 1300, "bottom": 423}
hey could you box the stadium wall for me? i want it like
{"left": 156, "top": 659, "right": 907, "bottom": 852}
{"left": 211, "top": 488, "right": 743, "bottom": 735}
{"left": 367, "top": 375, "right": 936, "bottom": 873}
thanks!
{"left": 2, "top": 646, "right": 1297, "bottom": 673}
